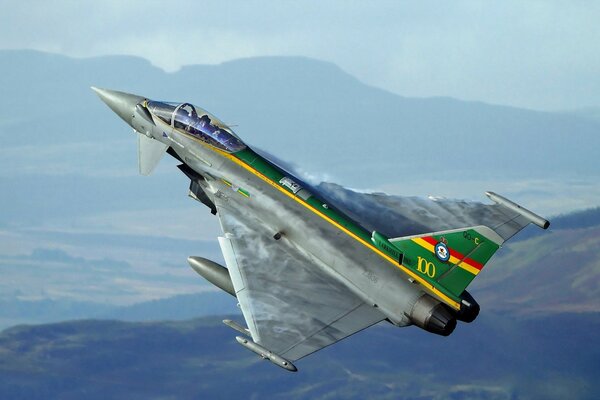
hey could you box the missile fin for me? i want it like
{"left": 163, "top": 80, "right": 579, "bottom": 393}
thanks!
{"left": 223, "top": 319, "right": 250, "bottom": 336}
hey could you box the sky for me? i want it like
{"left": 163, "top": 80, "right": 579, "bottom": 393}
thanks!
{"left": 1, "top": 1, "right": 599, "bottom": 111}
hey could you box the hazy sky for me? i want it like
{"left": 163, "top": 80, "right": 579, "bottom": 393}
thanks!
{"left": 1, "top": 1, "right": 598, "bottom": 111}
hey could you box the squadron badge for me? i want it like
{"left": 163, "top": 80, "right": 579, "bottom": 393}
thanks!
{"left": 434, "top": 240, "right": 450, "bottom": 262}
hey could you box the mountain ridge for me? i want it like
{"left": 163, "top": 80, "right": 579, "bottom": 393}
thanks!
{"left": 1, "top": 49, "right": 598, "bottom": 195}
{"left": 1, "top": 313, "right": 598, "bottom": 399}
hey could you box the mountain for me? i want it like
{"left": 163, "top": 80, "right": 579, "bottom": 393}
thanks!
{"left": 0, "top": 291, "right": 239, "bottom": 330}
{"left": 470, "top": 207, "right": 600, "bottom": 315}
{"left": 1, "top": 50, "right": 599, "bottom": 185}
{"left": 1, "top": 313, "right": 598, "bottom": 399}
{"left": 1, "top": 50, "right": 597, "bottom": 231}
{"left": 474, "top": 224, "right": 600, "bottom": 315}
{"left": 544, "top": 207, "right": 600, "bottom": 231}
{"left": 565, "top": 107, "right": 600, "bottom": 124}
{"left": 0, "top": 298, "right": 113, "bottom": 330}
{"left": 507, "top": 206, "right": 600, "bottom": 242}
{"left": 100, "top": 291, "right": 238, "bottom": 321}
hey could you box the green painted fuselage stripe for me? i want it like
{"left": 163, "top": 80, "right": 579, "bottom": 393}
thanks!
{"left": 236, "top": 148, "right": 374, "bottom": 241}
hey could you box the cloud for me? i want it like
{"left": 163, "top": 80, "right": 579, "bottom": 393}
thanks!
{"left": 378, "top": 177, "right": 600, "bottom": 217}
{"left": 0, "top": 246, "right": 205, "bottom": 305}
{"left": 31, "top": 207, "right": 222, "bottom": 241}
{"left": 0, "top": 140, "right": 138, "bottom": 177}
{"left": 316, "top": 182, "right": 537, "bottom": 241}
{"left": 27, "top": 247, "right": 132, "bottom": 271}
{"left": 0, "top": 1, "right": 599, "bottom": 110}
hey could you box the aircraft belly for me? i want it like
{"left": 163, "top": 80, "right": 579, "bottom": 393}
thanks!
{"left": 213, "top": 157, "right": 419, "bottom": 325}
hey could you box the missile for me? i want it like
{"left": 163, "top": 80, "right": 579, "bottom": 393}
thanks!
{"left": 235, "top": 336, "right": 297, "bottom": 372}
{"left": 187, "top": 256, "right": 236, "bottom": 297}
{"left": 485, "top": 191, "right": 550, "bottom": 229}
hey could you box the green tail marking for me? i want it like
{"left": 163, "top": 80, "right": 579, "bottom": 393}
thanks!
{"left": 387, "top": 226, "right": 502, "bottom": 298}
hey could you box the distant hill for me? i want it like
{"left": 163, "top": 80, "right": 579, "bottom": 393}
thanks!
{"left": 1, "top": 313, "right": 598, "bottom": 399}
{"left": 100, "top": 291, "right": 238, "bottom": 321}
{"left": 1, "top": 49, "right": 598, "bottom": 189}
{"left": 0, "top": 298, "right": 113, "bottom": 330}
{"left": 1, "top": 50, "right": 596, "bottom": 247}
{"left": 565, "top": 107, "right": 600, "bottom": 124}
{"left": 474, "top": 224, "right": 600, "bottom": 315}
{"left": 511, "top": 206, "right": 600, "bottom": 242}
{"left": 0, "top": 291, "right": 239, "bottom": 331}
{"left": 468, "top": 206, "right": 600, "bottom": 316}
{"left": 546, "top": 206, "right": 600, "bottom": 230}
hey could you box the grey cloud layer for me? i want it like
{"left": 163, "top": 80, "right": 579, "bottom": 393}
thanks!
{"left": 1, "top": 1, "right": 599, "bottom": 110}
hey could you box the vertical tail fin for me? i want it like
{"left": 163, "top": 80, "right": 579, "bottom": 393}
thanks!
{"left": 389, "top": 226, "right": 502, "bottom": 297}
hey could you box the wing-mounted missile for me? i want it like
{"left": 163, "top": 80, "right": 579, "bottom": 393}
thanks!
{"left": 187, "top": 256, "right": 235, "bottom": 296}
{"left": 235, "top": 336, "right": 298, "bottom": 372}
{"left": 485, "top": 191, "right": 550, "bottom": 229}
{"left": 177, "top": 164, "right": 217, "bottom": 215}
{"left": 223, "top": 317, "right": 297, "bottom": 372}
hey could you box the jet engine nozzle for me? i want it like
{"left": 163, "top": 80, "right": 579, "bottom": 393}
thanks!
{"left": 409, "top": 294, "right": 457, "bottom": 336}
{"left": 457, "top": 290, "right": 480, "bottom": 323}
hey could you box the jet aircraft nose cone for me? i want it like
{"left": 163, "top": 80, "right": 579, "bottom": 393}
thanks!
{"left": 91, "top": 86, "right": 145, "bottom": 125}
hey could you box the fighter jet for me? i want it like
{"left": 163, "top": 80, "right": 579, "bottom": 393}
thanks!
{"left": 93, "top": 87, "right": 550, "bottom": 372}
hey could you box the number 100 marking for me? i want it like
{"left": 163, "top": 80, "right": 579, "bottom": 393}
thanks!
{"left": 417, "top": 256, "right": 436, "bottom": 278}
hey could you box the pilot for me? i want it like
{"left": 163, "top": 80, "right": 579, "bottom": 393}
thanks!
{"left": 199, "top": 115, "right": 215, "bottom": 134}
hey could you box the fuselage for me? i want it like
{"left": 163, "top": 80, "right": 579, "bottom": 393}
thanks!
{"left": 128, "top": 97, "right": 463, "bottom": 325}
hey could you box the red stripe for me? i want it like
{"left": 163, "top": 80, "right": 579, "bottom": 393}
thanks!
{"left": 421, "top": 236, "right": 484, "bottom": 271}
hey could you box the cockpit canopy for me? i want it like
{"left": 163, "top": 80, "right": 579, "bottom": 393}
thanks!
{"left": 147, "top": 101, "right": 246, "bottom": 153}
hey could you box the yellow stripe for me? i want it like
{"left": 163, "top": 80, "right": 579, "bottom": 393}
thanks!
{"left": 411, "top": 238, "right": 481, "bottom": 276}
{"left": 180, "top": 133, "right": 461, "bottom": 310}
